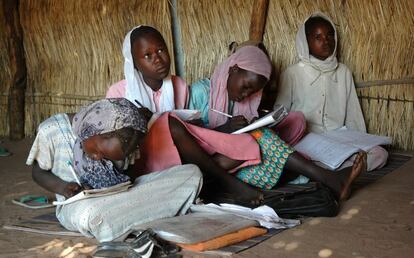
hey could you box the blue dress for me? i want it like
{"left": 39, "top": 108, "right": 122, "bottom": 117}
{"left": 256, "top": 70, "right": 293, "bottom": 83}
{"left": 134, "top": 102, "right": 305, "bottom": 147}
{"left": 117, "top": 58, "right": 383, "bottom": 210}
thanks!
{"left": 189, "top": 78, "right": 235, "bottom": 128}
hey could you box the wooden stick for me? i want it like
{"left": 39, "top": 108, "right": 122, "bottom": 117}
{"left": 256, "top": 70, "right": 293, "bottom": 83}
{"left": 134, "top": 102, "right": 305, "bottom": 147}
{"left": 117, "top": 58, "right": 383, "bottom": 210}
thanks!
{"left": 249, "top": 0, "right": 269, "bottom": 42}
{"left": 3, "top": 0, "right": 27, "bottom": 140}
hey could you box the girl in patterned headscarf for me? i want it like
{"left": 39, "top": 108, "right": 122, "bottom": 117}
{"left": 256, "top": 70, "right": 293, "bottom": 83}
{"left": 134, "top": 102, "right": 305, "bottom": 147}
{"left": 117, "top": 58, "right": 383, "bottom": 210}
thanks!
{"left": 27, "top": 98, "right": 202, "bottom": 241}
{"left": 72, "top": 98, "right": 148, "bottom": 189}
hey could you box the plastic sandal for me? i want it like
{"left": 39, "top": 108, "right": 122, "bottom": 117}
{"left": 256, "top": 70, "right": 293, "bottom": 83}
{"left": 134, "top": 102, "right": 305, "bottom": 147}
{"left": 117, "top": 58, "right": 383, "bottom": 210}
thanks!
{"left": 0, "top": 146, "right": 11, "bottom": 157}
{"left": 93, "top": 242, "right": 141, "bottom": 258}
{"left": 12, "top": 195, "right": 54, "bottom": 209}
{"left": 93, "top": 229, "right": 180, "bottom": 258}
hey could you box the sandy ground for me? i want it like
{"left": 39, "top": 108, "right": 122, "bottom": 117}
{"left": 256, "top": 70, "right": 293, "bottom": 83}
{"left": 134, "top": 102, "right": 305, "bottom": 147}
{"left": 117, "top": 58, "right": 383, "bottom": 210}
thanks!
{"left": 0, "top": 137, "right": 413, "bottom": 258}
{"left": 0, "top": 138, "right": 96, "bottom": 258}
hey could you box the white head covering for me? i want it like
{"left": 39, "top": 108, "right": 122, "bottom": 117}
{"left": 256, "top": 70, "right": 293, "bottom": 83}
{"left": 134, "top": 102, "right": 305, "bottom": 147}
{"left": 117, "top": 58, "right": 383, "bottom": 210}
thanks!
{"left": 296, "top": 12, "right": 338, "bottom": 73}
{"left": 123, "top": 25, "right": 174, "bottom": 112}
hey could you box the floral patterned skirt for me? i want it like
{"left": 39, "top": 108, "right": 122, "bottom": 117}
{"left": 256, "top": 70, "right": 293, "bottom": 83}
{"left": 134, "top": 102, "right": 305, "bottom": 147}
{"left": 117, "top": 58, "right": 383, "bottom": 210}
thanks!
{"left": 235, "top": 128, "right": 294, "bottom": 189}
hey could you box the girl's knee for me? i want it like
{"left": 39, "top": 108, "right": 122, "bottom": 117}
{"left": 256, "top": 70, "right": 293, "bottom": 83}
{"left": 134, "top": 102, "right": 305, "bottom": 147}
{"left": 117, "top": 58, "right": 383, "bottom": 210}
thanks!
{"left": 180, "top": 164, "right": 203, "bottom": 179}
{"left": 289, "top": 111, "right": 306, "bottom": 131}
{"left": 290, "top": 111, "right": 305, "bottom": 120}
{"left": 368, "top": 146, "right": 388, "bottom": 160}
{"left": 366, "top": 146, "right": 388, "bottom": 171}
{"left": 168, "top": 116, "right": 185, "bottom": 138}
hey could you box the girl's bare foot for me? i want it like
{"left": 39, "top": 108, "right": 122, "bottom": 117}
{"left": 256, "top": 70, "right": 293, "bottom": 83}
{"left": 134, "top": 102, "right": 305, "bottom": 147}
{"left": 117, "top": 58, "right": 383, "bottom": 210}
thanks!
{"left": 338, "top": 152, "right": 367, "bottom": 201}
{"left": 222, "top": 179, "right": 264, "bottom": 207}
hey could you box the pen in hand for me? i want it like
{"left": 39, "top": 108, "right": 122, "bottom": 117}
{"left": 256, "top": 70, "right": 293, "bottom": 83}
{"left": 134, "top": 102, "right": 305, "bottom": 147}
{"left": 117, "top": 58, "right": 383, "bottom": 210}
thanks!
{"left": 67, "top": 160, "right": 82, "bottom": 187}
{"left": 134, "top": 99, "right": 144, "bottom": 108}
{"left": 135, "top": 99, "right": 153, "bottom": 122}
{"left": 210, "top": 108, "right": 233, "bottom": 118}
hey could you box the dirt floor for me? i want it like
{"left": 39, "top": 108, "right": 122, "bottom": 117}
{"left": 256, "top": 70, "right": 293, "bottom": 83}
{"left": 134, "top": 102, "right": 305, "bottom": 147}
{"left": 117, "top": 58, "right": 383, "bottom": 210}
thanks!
{"left": 0, "top": 137, "right": 413, "bottom": 258}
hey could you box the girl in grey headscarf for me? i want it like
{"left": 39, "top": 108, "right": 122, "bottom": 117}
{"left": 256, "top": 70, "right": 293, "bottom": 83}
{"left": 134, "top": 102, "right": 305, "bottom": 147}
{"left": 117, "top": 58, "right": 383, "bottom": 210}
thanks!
{"left": 72, "top": 98, "right": 148, "bottom": 188}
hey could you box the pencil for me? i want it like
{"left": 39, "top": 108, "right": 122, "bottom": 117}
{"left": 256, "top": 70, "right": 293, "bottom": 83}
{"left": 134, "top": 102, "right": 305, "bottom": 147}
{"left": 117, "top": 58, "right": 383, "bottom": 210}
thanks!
{"left": 67, "top": 161, "right": 82, "bottom": 186}
{"left": 210, "top": 108, "right": 233, "bottom": 118}
{"left": 134, "top": 99, "right": 144, "bottom": 108}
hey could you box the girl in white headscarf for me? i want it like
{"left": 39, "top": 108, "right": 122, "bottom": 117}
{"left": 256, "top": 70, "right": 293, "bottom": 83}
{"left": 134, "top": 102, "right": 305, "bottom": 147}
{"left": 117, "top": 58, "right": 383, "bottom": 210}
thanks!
{"left": 106, "top": 25, "right": 188, "bottom": 112}
{"left": 274, "top": 12, "right": 388, "bottom": 171}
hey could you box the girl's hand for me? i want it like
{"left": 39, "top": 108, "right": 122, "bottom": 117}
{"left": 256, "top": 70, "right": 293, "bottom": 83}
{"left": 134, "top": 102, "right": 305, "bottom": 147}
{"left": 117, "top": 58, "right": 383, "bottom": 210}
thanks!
{"left": 61, "top": 182, "right": 83, "bottom": 198}
{"left": 138, "top": 107, "right": 153, "bottom": 122}
{"left": 186, "top": 118, "right": 204, "bottom": 127}
{"left": 218, "top": 115, "right": 248, "bottom": 133}
{"left": 250, "top": 116, "right": 259, "bottom": 123}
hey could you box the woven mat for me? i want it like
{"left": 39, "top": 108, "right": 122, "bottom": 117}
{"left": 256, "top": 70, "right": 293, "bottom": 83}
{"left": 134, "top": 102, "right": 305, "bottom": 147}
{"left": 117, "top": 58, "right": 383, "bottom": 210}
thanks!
{"left": 4, "top": 152, "right": 411, "bottom": 254}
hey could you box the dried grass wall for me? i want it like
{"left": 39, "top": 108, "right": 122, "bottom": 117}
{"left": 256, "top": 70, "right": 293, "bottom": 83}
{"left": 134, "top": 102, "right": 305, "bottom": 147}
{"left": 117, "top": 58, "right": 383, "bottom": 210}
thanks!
{"left": 1, "top": 0, "right": 413, "bottom": 150}
{"left": 0, "top": 2, "right": 12, "bottom": 136}
{"left": 19, "top": 0, "right": 173, "bottom": 135}
{"left": 263, "top": 0, "right": 414, "bottom": 151}
{"left": 178, "top": 0, "right": 413, "bottom": 150}
{"left": 178, "top": 0, "right": 254, "bottom": 83}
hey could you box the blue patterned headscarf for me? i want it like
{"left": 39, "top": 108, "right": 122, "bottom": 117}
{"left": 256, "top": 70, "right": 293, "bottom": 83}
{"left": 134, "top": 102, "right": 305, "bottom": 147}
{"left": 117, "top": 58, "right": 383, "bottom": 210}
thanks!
{"left": 72, "top": 98, "right": 148, "bottom": 189}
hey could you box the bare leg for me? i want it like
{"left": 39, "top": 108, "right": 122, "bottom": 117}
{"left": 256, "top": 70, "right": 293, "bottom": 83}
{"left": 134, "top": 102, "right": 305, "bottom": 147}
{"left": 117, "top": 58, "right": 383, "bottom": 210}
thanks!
{"left": 168, "top": 116, "right": 263, "bottom": 205}
{"left": 212, "top": 153, "right": 244, "bottom": 170}
{"left": 285, "top": 152, "right": 367, "bottom": 201}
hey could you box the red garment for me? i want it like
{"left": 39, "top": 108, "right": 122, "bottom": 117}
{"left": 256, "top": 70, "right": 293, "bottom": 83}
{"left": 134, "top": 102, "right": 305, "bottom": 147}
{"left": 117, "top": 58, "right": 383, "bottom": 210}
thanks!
{"left": 137, "top": 113, "right": 261, "bottom": 175}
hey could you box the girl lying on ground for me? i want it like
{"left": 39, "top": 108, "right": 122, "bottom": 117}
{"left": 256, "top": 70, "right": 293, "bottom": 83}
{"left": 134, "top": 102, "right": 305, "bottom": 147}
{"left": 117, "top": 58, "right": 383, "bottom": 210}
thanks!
{"left": 137, "top": 111, "right": 367, "bottom": 207}
{"left": 27, "top": 98, "right": 202, "bottom": 242}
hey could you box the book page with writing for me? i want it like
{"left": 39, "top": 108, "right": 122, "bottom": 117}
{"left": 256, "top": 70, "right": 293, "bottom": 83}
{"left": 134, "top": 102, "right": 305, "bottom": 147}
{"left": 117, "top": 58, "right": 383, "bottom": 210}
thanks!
{"left": 52, "top": 181, "right": 132, "bottom": 205}
{"left": 323, "top": 128, "right": 392, "bottom": 151}
{"left": 232, "top": 105, "right": 288, "bottom": 134}
{"left": 294, "top": 133, "right": 360, "bottom": 170}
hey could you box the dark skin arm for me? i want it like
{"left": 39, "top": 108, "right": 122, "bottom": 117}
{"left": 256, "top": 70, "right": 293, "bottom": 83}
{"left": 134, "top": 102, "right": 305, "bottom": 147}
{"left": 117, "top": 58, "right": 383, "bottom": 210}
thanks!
{"left": 32, "top": 161, "right": 82, "bottom": 198}
{"left": 214, "top": 115, "right": 249, "bottom": 133}
{"left": 122, "top": 161, "right": 143, "bottom": 182}
{"left": 185, "top": 118, "right": 204, "bottom": 127}
{"left": 138, "top": 107, "right": 153, "bottom": 122}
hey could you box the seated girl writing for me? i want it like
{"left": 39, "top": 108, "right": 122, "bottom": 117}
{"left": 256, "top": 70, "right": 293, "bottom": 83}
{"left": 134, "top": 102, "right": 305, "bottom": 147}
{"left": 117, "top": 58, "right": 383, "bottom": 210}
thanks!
{"left": 189, "top": 44, "right": 305, "bottom": 145}
{"left": 27, "top": 98, "right": 202, "bottom": 242}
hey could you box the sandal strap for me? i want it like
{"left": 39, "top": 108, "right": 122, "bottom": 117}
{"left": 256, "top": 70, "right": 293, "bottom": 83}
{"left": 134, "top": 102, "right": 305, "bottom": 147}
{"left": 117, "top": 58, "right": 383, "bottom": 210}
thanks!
{"left": 20, "top": 195, "right": 48, "bottom": 203}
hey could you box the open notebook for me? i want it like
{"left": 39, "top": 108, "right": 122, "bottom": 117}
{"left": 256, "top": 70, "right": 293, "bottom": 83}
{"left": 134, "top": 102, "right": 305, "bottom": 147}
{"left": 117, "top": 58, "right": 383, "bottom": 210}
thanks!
{"left": 294, "top": 127, "right": 392, "bottom": 169}
{"left": 232, "top": 104, "right": 288, "bottom": 134}
{"left": 147, "top": 109, "right": 202, "bottom": 129}
{"left": 53, "top": 181, "right": 132, "bottom": 205}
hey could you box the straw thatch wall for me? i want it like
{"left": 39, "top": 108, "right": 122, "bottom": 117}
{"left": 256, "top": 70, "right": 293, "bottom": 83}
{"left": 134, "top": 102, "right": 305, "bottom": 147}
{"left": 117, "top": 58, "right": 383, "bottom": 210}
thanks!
{"left": 1, "top": 0, "right": 413, "bottom": 150}
{"left": 19, "top": 0, "right": 174, "bottom": 135}
{"left": 262, "top": 0, "right": 414, "bottom": 151}
{"left": 178, "top": 0, "right": 413, "bottom": 150}
{"left": 178, "top": 0, "right": 254, "bottom": 83}
{"left": 0, "top": 2, "right": 12, "bottom": 136}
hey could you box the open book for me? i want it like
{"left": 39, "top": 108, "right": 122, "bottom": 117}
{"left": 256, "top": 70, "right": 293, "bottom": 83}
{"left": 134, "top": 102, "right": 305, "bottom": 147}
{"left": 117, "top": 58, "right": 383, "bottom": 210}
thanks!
{"left": 294, "top": 127, "right": 392, "bottom": 170}
{"left": 148, "top": 109, "right": 202, "bottom": 130}
{"left": 232, "top": 104, "right": 288, "bottom": 134}
{"left": 52, "top": 181, "right": 132, "bottom": 205}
